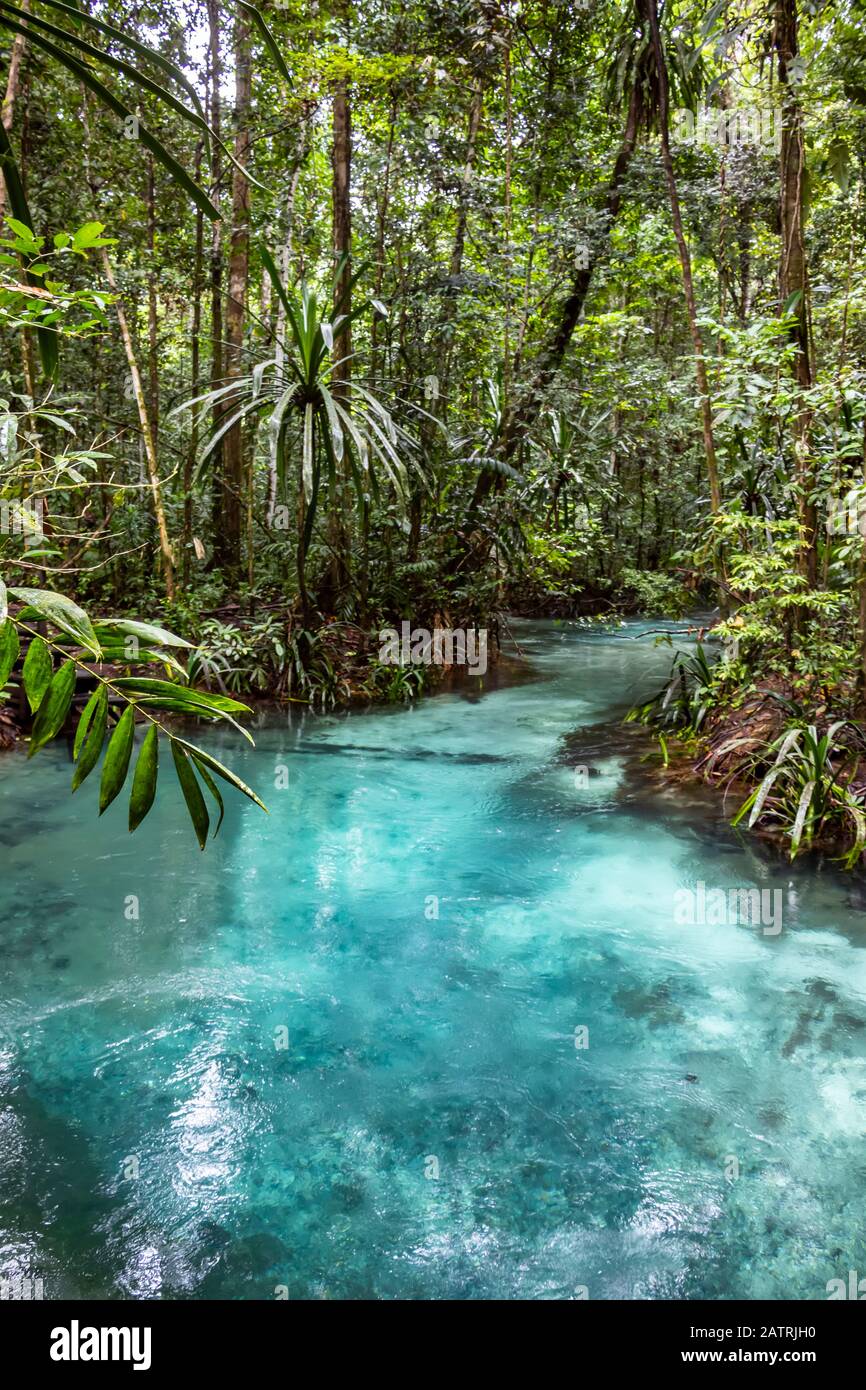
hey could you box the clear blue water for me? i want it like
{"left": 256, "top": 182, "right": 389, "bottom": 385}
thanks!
{"left": 1, "top": 617, "right": 866, "bottom": 1300}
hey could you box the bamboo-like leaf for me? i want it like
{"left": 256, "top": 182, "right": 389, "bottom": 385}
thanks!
{"left": 236, "top": 1, "right": 293, "bottom": 83}
{"left": 94, "top": 618, "right": 194, "bottom": 650}
{"left": 99, "top": 704, "right": 135, "bottom": 814}
{"left": 174, "top": 737, "right": 269, "bottom": 814}
{"left": 0, "top": 616, "right": 20, "bottom": 688}
{"left": 171, "top": 740, "right": 210, "bottom": 849}
{"left": 0, "top": 1, "right": 212, "bottom": 147}
{"left": 109, "top": 677, "right": 251, "bottom": 715}
{"left": 192, "top": 754, "right": 225, "bottom": 835}
{"left": 72, "top": 686, "right": 107, "bottom": 790}
{"left": 22, "top": 636, "right": 53, "bottom": 712}
{"left": 27, "top": 0, "right": 208, "bottom": 122}
{"left": 129, "top": 725, "right": 159, "bottom": 832}
{"left": 29, "top": 658, "right": 75, "bottom": 755}
{"left": 98, "top": 644, "right": 188, "bottom": 679}
{"left": 10, "top": 586, "right": 101, "bottom": 655}
{"left": 1, "top": 28, "right": 219, "bottom": 221}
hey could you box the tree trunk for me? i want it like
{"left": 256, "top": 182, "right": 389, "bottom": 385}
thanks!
{"left": 267, "top": 112, "right": 312, "bottom": 524}
{"left": 0, "top": 0, "right": 28, "bottom": 225}
{"left": 206, "top": 0, "right": 225, "bottom": 563}
{"left": 101, "top": 250, "right": 175, "bottom": 599}
{"left": 219, "top": 10, "right": 252, "bottom": 582}
{"left": 465, "top": 74, "right": 640, "bottom": 533}
{"left": 322, "top": 61, "right": 353, "bottom": 609}
{"left": 775, "top": 0, "right": 816, "bottom": 588}
{"left": 408, "top": 78, "right": 484, "bottom": 563}
{"left": 146, "top": 153, "right": 159, "bottom": 461}
{"left": 646, "top": 0, "right": 725, "bottom": 608}
{"left": 184, "top": 140, "right": 205, "bottom": 586}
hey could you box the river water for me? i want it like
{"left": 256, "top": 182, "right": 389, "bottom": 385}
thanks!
{"left": 1, "top": 618, "right": 865, "bottom": 1299}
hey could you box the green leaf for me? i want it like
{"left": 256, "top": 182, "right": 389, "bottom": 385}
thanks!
{"left": 174, "top": 737, "right": 269, "bottom": 814}
{"left": 109, "top": 677, "right": 250, "bottom": 713}
{"left": 94, "top": 618, "right": 194, "bottom": 650}
{"left": 171, "top": 739, "right": 209, "bottom": 849}
{"left": 236, "top": 1, "right": 293, "bottom": 84}
{"left": 0, "top": 615, "right": 19, "bottom": 688}
{"left": 10, "top": 587, "right": 101, "bottom": 656}
{"left": 192, "top": 755, "right": 225, "bottom": 835}
{"left": 790, "top": 779, "right": 816, "bottom": 857}
{"left": 0, "top": 120, "right": 57, "bottom": 377}
{"left": 71, "top": 220, "right": 107, "bottom": 251}
{"left": 72, "top": 686, "right": 107, "bottom": 790}
{"left": 28, "top": 658, "right": 75, "bottom": 755}
{"left": 0, "top": 21, "right": 219, "bottom": 222}
{"left": 13, "top": 0, "right": 209, "bottom": 127}
{"left": 22, "top": 636, "right": 53, "bottom": 712}
{"left": 129, "top": 724, "right": 159, "bottom": 832}
{"left": 99, "top": 704, "right": 135, "bottom": 814}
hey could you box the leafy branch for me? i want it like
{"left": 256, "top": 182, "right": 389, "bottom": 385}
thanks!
{"left": 0, "top": 579, "right": 268, "bottom": 849}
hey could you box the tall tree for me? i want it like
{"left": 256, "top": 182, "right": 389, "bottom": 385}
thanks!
{"left": 775, "top": 0, "right": 816, "bottom": 588}
{"left": 219, "top": 9, "right": 252, "bottom": 580}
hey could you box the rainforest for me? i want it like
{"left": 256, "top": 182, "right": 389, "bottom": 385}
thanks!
{"left": 1, "top": 0, "right": 866, "bottom": 1318}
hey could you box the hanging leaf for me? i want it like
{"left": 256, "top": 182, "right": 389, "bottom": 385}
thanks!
{"left": 22, "top": 636, "right": 53, "bottom": 713}
{"left": 129, "top": 725, "right": 159, "bottom": 832}
{"left": 93, "top": 618, "right": 194, "bottom": 650}
{"left": 236, "top": 1, "right": 293, "bottom": 84}
{"left": 192, "top": 754, "right": 225, "bottom": 836}
{"left": 28, "top": 659, "right": 76, "bottom": 756}
{"left": 99, "top": 704, "right": 135, "bottom": 814}
{"left": 174, "top": 737, "right": 269, "bottom": 813}
{"left": 10, "top": 587, "right": 101, "bottom": 656}
{"left": 171, "top": 739, "right": 210, "bottom": 849}
{"left": 0, "top": 616, "right": 20, "bottom": 689}
{"left": 72, "top": 686, "right": 108, "bottom": 790}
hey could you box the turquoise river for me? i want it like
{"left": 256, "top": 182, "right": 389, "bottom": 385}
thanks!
{"left": 1, "top": 618, "right": 865, "bottom": 1299}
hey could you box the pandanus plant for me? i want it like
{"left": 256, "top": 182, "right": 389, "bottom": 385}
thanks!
{"left": 731, "top": 723, "right": 866, "bottom": 867}
{"left": 176, "top": 250, "right": 418, "bottom": 618}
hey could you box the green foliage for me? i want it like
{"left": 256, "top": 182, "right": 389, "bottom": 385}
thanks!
{"left": 627, "top": 642, "right": 717, "bottom": 739}
{"left": 732, "top": 723, "right": 866, "bottom": 868}
{"left": 0, "top": 582, "right": 267, "bottom": 848}
{"left": 617, "top": 567, "right": 691, "bottom": 619}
